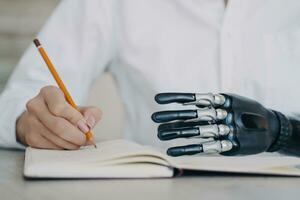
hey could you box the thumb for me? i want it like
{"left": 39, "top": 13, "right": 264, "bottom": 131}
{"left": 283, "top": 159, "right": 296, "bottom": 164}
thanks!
{"left": 78, "top": 106, "right": 102, "bottom": 129}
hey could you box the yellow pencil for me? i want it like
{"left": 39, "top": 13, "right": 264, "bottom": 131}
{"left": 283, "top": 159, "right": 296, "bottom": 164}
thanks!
{"left": 33, "top": 38, "right": 97, "bottom": 148}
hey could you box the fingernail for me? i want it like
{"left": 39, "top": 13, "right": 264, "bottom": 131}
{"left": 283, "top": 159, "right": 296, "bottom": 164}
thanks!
{"left": 77, "top": 119, "right": 90, "bottom": 133}
{"left": 86, "top": 116, "right": 96, "bottom": 129}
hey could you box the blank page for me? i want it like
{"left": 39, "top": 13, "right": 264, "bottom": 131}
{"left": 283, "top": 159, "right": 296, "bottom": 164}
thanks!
{"left": 24, "top": 140, "right": 173, "bottom": 178}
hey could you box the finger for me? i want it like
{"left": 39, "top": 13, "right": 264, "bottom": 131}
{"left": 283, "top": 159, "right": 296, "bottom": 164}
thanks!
{"left": 27, "top": 112, "right": 80, "bottom": 150}
{"left": 79, "top": 106, "right": 102, "bottom": 129}
{"left": 25, "top": 131, "right": 62, "bottom": 150}
{"left": 152, "top": 110, "right": 197, "bottom": 123}
{"left": 155, "top": 93, "right": 227, "bottom": 107}
{"left": 158, "top": 121, "right": 209, "bottom": 132}
{"left": 157, "top": 121, "right": 207, "bottom": 140}
{"left": 41, "top": 128, "right": 81, "bottom": 150}
{"left": 152, "top": 108, "right": 228, "bottom": 123}
{"left": 167, "top": 140, "right": 233, "bottom": 157}
{"left": 158, "top": 127, "right": 200, "bottom": 141}
{"left": 34, "top": 135, "right": 63, "bottom": 150}
{"left": 155, "top": 93, "right": 196, "bottom": 104}
{"left": 158, "top": 124, "right": 231, "bottom": 141}
{"left": 40, "top": 86, "right": 86, "bottom": 126}
{"left": 27, "top": 96, "right": 86, "bottom": 146}
{"left": 34, "top": 119, "right": 80, "bottom": 150}
{"left": 167, "top": 144, "right": 203, "bottom": 157}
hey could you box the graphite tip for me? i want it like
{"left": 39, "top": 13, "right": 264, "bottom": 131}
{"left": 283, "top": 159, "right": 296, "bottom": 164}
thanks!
{"left": 33, "top": 39, "right": 41, "bottom": 47}
{"left": 91, "top": 141, "right": 97, "bottom": 148}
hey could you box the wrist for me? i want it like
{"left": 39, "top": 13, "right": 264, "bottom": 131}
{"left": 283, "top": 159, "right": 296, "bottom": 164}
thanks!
{"left": 267, "top": 111, "right": 292, "bottom": 152}
{"left": 16, "top": 111, "right": 28, "bottom": 146}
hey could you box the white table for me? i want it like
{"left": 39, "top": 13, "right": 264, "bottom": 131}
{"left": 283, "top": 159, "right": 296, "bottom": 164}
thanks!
{"left": 1, "top": 149, "right": 300, "bottom": 200}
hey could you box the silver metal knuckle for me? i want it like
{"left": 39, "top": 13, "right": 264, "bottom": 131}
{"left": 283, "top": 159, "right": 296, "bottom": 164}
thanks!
{"left": 196, "top": 108, "right": 217, "bottom": 121}
{"left": 202, "top": 141, "right": 222, "bottom": 153}
{"left": 183, "top": 93, "right": 226, "bottom": 107}
{"left": 216, "top": 109, "right": 228, "bottom": 120}
{"left": 214, "top": 94, "right": 226, "bottom": 106}
{"left": 197, "top": 124, "right": 219, "bottom": 137}
{"left": 185, "top": 108, "right": 228, "bottom": 122}
{"left": 220, "top": 140, "right": 233, "bottom": 152}
{"left": 196, "top": 124, "right": 230, "bottom": 138}
{"left": 202, "top": 140, "right": 233, "bottom": 154}
{"left": 218, "top": 124, "right": 231, "bottom": 136}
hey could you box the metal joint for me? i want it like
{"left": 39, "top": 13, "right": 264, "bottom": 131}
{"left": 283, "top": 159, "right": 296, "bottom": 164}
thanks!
{"left": 196, "top": 124, "right": 230, "bottom": 138}
{"left": 185, "top": 108, "right": 228, "bottom": 122}
{"left": 202, "top": 140, "right": 233, "bottom": 154}
{"left": 183, "top": 93, "right": 226, "bottom": 107}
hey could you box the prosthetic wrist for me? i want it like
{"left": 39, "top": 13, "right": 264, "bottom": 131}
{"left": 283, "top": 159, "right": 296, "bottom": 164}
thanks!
{"left": 277, "top": 116, "right": 300, "bottom": 156}
{"left": 267, "top": 111, "right": 292, "bottom": 152}
{"left": 151, "top": 93, "right": 300, "bottom": 157}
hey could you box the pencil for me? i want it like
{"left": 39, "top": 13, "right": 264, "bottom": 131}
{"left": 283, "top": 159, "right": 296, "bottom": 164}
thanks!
{"left": 33, "top": 38, "right": 97, "bottom": 148}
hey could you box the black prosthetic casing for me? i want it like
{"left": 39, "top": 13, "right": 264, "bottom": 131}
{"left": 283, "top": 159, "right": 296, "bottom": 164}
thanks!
{"left": 155, "top": 93, "right": 195, "bottom": 104}
{"left": 151, "top": 110, "right": 197, "bottom": 123}
{"left": 151, "top": 92, "right": 290, "bottom": 156}
{"left": 280, "top": 117, "right": 300, "bottom": 156}
{"left": 221, "top": 94, "right": 280, "bottom": 156}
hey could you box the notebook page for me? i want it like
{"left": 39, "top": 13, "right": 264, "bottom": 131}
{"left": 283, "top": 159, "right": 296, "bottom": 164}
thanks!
{"left": 170, "top": 153, "right": 300, "bottom": 176}
{"left": 24, "top": 139, "right": 174, "bottom": 178}
{"left": 26, "top": 140, "right": 148, "bottom": 163}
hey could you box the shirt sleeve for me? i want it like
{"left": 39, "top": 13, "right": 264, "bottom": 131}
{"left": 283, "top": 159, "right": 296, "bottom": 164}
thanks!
{"left": 0, "top": 0, "right": 115, "bottom": 149}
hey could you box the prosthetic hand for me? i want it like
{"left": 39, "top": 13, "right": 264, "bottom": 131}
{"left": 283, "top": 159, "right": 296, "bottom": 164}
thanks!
{"left": 152, "top": 93, "right": 300, "bottom": 157}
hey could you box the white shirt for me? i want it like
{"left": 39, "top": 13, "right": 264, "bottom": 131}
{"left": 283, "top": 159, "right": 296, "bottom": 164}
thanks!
{"left": 1, "top": 0, "right": 300, "bottom": 149}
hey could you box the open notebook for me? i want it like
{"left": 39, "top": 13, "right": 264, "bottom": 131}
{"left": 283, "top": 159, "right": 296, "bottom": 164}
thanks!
{"left": 24, "top": 139, "right": 300, "bottom": 178}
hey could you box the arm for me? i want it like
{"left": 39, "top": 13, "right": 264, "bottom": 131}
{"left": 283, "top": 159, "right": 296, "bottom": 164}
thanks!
{"left": 152, "top": 92, "right": 300, "bottom": 157}
{"left": 0, "top": 0, "right": 114, "bottom": 149}
{"left": 281, "top": 117, "right": 300, "bottom": 156}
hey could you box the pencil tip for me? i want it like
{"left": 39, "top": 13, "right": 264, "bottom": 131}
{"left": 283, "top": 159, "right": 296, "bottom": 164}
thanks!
{"left": 33, "top": 39, "right": 41, "bottom": 47}
{"left": 91, "top": 141, "right": 97, "bottom": 148}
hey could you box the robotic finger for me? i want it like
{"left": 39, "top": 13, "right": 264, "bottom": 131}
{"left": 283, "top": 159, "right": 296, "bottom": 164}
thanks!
{"left": 152, "top": 107, "right": 228, "bottom": 123}
{"left": 152, "top": 110, "right": 197, "bottom": 123}
{"left": 167, "top": 140, "right": 233, "bottom": 157}
{"left": 158, "top": 124, "right": 231, "bottom": 140}
{"left": 155, "top": 93, "right": 226, "bottom": 107}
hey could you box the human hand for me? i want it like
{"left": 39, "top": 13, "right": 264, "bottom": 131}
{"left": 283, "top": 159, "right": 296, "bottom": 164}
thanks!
{"left": 16, "top": 86, "right": 102, "bottom": 150}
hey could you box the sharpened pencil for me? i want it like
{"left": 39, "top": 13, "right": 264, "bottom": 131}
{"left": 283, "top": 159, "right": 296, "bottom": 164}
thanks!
{"left": 33, "top": 38, "right": 97, "bottom": 148}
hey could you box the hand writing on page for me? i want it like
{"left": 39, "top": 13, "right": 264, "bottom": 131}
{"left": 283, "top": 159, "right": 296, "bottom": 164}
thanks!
{"left": 16, "top": 86, "right": 102, "bottom": 150}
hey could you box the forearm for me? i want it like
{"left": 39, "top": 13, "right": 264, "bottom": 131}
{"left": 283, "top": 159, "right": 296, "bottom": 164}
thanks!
{"left": 269, "top": 111, "right": 300, "bottom": 156}
{"left": 280, "top": 117, "right": 300, "bottom": 156}
{"left": 0, "top": 0, "right": 113, "bottom": 148}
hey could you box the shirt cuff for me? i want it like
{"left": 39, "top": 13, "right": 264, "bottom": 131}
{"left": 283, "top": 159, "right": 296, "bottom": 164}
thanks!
{"left": 0, "top": 97, "right": 27, "bottom": 150}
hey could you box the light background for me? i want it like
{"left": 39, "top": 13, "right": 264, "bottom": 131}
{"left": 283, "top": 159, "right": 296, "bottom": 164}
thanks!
{"left": 0, "top": 0, "right": 124, "bottom": 141}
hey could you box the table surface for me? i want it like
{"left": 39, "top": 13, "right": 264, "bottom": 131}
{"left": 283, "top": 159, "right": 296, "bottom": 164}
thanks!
{"left": 1, "top": 149, "right": 300, "bottom": 200}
